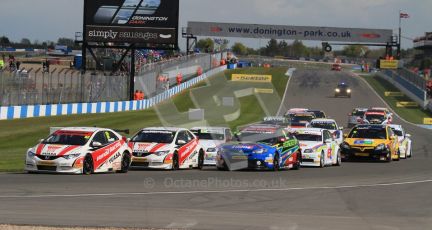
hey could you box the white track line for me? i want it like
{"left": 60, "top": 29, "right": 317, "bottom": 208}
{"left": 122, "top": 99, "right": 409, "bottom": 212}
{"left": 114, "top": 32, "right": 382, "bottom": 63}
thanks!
{"left": 276, "top": 71, "right": 293, "bottom": 116}
{"left": 0, "top": 179, "right": 431, "bottom": 199}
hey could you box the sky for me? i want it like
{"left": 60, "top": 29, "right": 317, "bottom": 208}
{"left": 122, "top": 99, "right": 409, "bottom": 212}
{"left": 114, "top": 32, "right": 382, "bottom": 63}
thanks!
{"left": 0, "top": 0, "right": 431, "bottom": 49}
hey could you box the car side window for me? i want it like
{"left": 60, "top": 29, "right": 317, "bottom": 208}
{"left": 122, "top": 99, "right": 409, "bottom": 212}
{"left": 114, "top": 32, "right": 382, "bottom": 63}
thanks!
{"left": 176, "top": 131, "right": 188, "bottom": 144}
{"left": 323, "top": 131, "right": 331, "bottom": 141}
{"left": 186, "top": 131, "right": 195, "bottom": 142}
{"left": 93, "top": 132, "right": 108, "bottom": 145}
{"left": 105, "top": 131, "right": 119, "bottom": 143}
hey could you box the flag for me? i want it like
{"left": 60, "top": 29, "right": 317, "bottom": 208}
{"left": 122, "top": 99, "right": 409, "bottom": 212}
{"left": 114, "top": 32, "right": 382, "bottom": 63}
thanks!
{"left": 400, "top": 12, "right": 410, "bottom": 18}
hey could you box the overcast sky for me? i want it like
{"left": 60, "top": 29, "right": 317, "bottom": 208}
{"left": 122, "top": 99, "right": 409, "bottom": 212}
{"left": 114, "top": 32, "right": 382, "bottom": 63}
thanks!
{"left": 0, "top": 0, "right": 430, "bottom": 49}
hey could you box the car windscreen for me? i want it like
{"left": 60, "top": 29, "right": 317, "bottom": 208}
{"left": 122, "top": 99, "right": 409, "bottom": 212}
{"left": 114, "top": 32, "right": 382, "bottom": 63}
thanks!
{"left": 312, "top": 112, "right": 326, "bottom": 118}
{"left": 337, "top": 84, "right": 349, "bottom": 88}
{"left": 237, "top": 132, "right": 279, "bottom": 145}
{"left": 311, "top": 122, "right": 337, "bottom": 130}
{"left": 294, "top": 134, "right": 322, "bottom": 142}
{"left": 192, "top": 131, "right": 224, "bottom": 140}
{"left": 353, "top": 111, "right": 366, "bottom": 116}
{"left": 349, "top": 127, "right": 387, "bottom": 139}
{"left": 365, "top": 114, "right": 385, "bottom": 122}
{"left": 391, "top": 128, "right": 403, "bottom": 137}
{"left": 292, "top": 116, "right": 313, "bottom": 123}
{"left": 132, "top": 131, "right": 175, "bottom": 143}
{"left": 43, "top": 132, "right": 92, "bottom": 146}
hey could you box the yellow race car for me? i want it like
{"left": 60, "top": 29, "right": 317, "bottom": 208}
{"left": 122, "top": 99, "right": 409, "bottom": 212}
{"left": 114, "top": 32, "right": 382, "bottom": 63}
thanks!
{"left": 340, "top": 125, "right": 400, "bottom": 162}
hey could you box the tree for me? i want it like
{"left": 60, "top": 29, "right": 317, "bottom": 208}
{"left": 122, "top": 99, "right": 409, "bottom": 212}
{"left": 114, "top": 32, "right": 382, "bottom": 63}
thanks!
{"left": 196, "top": 38, "right": 215, "bottom": 52}
{"left": 0, "top": 36, "right": 10, "bottom": 46}
{"left": 342, "top": 45, "right": 369, "bottom": 58}
{"left": 20, "top": 38, "right": 31, "bottom": 45}
{"left": 231, "top": 42, "right": 248, "bottom": 56}
{"left": 57, "top": 37, "right": 75, "bottom": 47}
{"left": 264, "top": 39, "right": 279, "bottom": 56}
{"left": 292, "top": 40, "right": 308, "bottom": 57}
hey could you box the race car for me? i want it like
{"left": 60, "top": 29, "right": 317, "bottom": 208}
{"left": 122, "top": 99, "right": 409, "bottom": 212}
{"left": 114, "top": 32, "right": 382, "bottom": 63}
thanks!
{"left": 335, "top": 82, "right": 352, "bottom": 98}
{"left": 307, "top": 110, "right": 327, "bottom": 119}
{"left": 190, "top": 127, "right": 232, "bottom": 166}
{"left": 340, "top": 125, "right": 400, "bottom": 162}
{"left": 260, "top": 116, "right": 291, "bottom": 127}
{"left": 347, "top": 108, "right": 368, "bottom": 128}
{"left": 369, "top": 107, "right": 393, "bottom": 123}
{"left": 389, "top": 124, "right": 412, "bottom": 159}
{"left": 364, "top": 109, "right": 392, "bottom": 125}
{"left": 292, "top": 128, "right": 341, "bottom": 167}
{"left": 289, "top": 112, "right": 316, "bottom": 128}
{"left": 129, "top": 127, "right": 205, "bottom": 170}
{"left": 284, "top": 108, "right": 309, "bottom": 119}
{"left": 331, "top": 63, "right": 342, "bottom": 71}
{"left": 216, "top": 124, "right": 301, "bottom": 171}
{"left": 25, "top": 127, "right": 132, "bottom": 174}
{"left": 309, "top": 118, "right": 344, "bottom": 144}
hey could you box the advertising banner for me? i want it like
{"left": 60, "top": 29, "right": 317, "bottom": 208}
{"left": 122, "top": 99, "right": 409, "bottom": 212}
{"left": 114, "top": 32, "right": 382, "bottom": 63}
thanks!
{"left": 188, "top": 21, "right": 393, "bottom": 43}
{"left": 232, "top": 74, "right": 272, "bottom": 83}
{"left": 380, "top": 60, "right": 399, "bottom": 69}
{"left": 84, "top": 0, "right": 179, "bottom": 46}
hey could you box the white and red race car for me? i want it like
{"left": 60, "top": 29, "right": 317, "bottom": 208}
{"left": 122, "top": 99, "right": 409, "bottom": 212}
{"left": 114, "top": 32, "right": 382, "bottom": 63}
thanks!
{"left": 129, "top": 127, "right": 205, "bottom": 170}
{"left": 25, "top": 127, "right": 132, "bottom": 175}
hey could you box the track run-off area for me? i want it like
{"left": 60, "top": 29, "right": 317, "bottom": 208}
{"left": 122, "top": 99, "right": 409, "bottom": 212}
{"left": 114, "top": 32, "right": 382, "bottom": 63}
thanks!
{"left": 0, "top": 69, "right": 431, "bottom": 230}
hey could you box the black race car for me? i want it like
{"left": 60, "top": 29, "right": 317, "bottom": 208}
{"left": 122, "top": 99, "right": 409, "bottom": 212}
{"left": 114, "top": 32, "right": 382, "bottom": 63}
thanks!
{"left": 335, "top": 82, "right": 351, "bottom": 98}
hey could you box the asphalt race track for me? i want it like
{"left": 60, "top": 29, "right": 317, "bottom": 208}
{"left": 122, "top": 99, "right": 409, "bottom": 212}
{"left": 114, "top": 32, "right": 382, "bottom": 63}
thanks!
{"left": 0, "top": 70, "right": 431, "bottom": 230}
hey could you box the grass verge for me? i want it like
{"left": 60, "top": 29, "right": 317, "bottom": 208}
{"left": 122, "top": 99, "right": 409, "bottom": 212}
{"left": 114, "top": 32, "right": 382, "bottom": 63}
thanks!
{"left": 360, "top": 74, "right": 432, "bottom": 124}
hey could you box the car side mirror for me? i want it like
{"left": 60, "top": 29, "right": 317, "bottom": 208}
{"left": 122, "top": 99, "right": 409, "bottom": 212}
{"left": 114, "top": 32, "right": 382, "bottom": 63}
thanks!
{"left": 405, "top": 134, "right": 411, "bottom": 138}
{"left": 177, "top": 140, "right": 187, "bottom": 146}
{"left": 91, "top": 141, "right": 103, "bottom": 148}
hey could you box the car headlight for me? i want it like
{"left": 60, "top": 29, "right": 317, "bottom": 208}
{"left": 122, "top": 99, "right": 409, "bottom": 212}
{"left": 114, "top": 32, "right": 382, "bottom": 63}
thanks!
{"left": 253, "top": 148, "right": 267, "bottom": 154}
{"left": 303, "top": 149, "right": 314, "bottom": 153}
{"left": 335, "top": 89, "right": 341, "bottom": 93}
{"left": 347, "top": 89, "right": 352, "bottom": 93}
{"left": 375, "top": 144, "right": 387, "bottom": 151}
{"left": 154, "top": 150, "right": 170, "bottom": 156}
{"left": 27, "top": 149, "right": 36, "bottom": 158}
{"left": 63, "top": 153, "right": 81, "bottom": 160}
{"left": 207, "top": 148, "right": 217, "bottom": 152}
{"left": 341, "top": 142, "right": 350, "bottom": 150}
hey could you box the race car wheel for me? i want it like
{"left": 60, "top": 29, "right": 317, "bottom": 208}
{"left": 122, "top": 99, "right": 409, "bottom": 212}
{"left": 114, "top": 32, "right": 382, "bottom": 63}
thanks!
{"left": 197, "top": 149, "right": 204, "bottom": 170}
{"left": 386, "top": 152, "right": 392, "bottom": 163}
{"left": 217, "top": 158, "right": 229, "bottom": 171}
{"left": 273, "top": 153, "right": 280, "bottom": 171}
{"left": 408, "top": 148, "right": 412, "bottom": 158}
{"left": 172, "top": 152, "right": 179, "bottom": 170}
{"left": 292, "top": 151, "right": 301, "bottom": 170}
{"left": 335, "top": 150, "right": 342, "bottom": 166}
{"left": 118, "top": 152, "right": 131, "bottom": 173}
{"left": 320, "top": 151, "right": 325, "bottom": 168}
{"left": 83, "top": 154, "right": 94, "bottom": 175}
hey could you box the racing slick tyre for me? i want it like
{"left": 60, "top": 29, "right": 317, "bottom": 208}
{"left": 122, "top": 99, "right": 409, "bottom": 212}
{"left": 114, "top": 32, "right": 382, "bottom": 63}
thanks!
{"left": 408, "top": 149, "right": 412, "bottom": 158}
{"left": 172, "top": 152, "right": 180, "bottom": 170}
{"left": 217, "top": 157, "right": 229, "bottom": 171}
{"left": 197, "top": 149, "right": 205, "bottom": 170}
{"left": 292, "top": 151, "right": 301, "bottom": 170}
{"left": 83, "top": 154, "right": 94, "bottom": 175}
{"left": 118, "top": 152, "right": 131, "bottom": 173}
{"left": 273, "top": 153, "right": 280, "bottom": 171}
{"left": 335, "top": 150, "right": 342, "bottom": 166}
{"left": 320, "top": 151, "right": 325, "bottom": 168}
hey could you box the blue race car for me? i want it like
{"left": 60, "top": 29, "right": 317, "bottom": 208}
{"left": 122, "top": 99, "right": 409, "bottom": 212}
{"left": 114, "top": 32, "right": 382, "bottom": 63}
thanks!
{"left": 215, "top": 124, "right": 301, "bottom": 171}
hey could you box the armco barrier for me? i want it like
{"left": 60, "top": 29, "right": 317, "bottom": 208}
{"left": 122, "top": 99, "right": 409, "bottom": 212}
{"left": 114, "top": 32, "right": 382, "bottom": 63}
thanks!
{"left": 378, "top": 71, "right": 428, "bottom": 108}
{"left": 0, "top": 66, "right": 227, "bottom": 120}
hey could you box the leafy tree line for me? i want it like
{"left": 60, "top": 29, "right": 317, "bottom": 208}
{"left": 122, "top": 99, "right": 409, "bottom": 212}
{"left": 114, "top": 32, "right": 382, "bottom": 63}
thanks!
{"left": 0, "top": 35, "right": 80, "bottom": 49}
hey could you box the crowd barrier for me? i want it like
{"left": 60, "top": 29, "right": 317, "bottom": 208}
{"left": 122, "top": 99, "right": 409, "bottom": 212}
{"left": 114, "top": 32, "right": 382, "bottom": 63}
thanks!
{"left": 0, "top": 66, "right": 227, "bottom": 120}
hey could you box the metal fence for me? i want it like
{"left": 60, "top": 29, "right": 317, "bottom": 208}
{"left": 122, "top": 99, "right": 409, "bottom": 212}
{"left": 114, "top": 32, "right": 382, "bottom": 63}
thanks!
{"left": 0, "top": 68, "right": 129, "bottom": 106}
{"left": 384, "top": 68, "right": 427, "bottom": 91}
{"left": 0, "top": 52, "right": 226, "bottom": 106}
{"left": 134, "top": 52, "right": 226, "bottom": 96}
